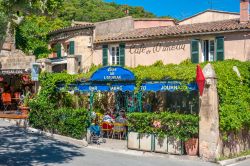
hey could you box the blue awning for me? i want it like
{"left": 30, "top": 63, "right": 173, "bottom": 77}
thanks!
{"left": 140, "top": 81, "right": 198, "bottom": 92}
{"left": 90, "top": 66, "right": 135, "bottom": 82}
{"left": 77, "top": 83, "right": 135, "bottom": 92}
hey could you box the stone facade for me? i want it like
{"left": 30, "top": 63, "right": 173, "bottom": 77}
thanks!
{"left": 0, "top": 50, "right": 35, "bottom": 71}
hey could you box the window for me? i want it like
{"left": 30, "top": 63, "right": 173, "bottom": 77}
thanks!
{"left": 202, "top": 40, "right": 215, "bottom": 62}
{"left": 110, "top": 46, "right": 120, "bottom": 65}
{"left": 102, "top": 44, "right": 125, "bottom": 66}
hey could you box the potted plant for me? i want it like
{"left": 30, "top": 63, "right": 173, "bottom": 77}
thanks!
{"left": 184, "top": 124, "right": 199, "bottom": 156}
{"left": 19, "top": 92, "right": 31, "bottom": 115}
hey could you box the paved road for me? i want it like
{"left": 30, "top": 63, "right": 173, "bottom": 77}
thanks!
{"left": 0, "top": 120, "right": 245, "bottom": 166}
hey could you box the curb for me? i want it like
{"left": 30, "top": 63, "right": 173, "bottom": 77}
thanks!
{"left": 86, "top": 145, "right": 201, "bottom": 161}
{"left": 217, "top": 155, "right": 250, "bottom": 166}
{"left": 27, "top": 127, "right": 88, "bottom": 147}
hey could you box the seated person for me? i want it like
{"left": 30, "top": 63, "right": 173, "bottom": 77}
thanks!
{"left": 115, "top": 110, "right": 127, "bottom": 124}
{"left": 89, "top": 118, "right": 101, "bottom": 136}
{"left": 102, "top": 111, "right": 115, "bottom": 123}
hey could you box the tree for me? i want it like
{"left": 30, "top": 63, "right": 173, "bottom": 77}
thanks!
{"left": 0, "top": 0, "right": 65, "bottom": 51}
{"left": 16, "top": 15, "right": 68, "bottom": 58}
{"left": 58, "top": 0, "right": 156, "bottom": 22}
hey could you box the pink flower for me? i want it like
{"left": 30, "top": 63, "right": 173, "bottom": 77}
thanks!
{"left": 153, "top": 120, "right": 161, "bottom": 128}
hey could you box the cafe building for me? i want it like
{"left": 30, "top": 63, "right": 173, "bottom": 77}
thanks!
{"left": 46, "top": 0, "right": 250, "bottom": 74}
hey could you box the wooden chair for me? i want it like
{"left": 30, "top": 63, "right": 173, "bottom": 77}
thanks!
{"left": 2, "top": 93, "right": 12, "bottom": 112}
{"left": 112, "top": 123, "right": 125, "bottom": 140}
{"left": 101, "top": 122, "right": 113, "bottom": 138}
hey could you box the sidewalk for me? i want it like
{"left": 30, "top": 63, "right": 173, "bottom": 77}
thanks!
{"left": 87, "top": 138, "right": 201, "bottom": 161}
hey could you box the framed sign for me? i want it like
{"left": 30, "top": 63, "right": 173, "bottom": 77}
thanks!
{"left": 31, "top": 63, "right": 41, "bottom": 81}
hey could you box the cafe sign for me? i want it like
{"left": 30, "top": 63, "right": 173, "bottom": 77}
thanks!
{"left": 0, "top": 69, "right": 29, "bottom": 75}
{"left": 90, "top": 66, "right": 135, "bottom": 82}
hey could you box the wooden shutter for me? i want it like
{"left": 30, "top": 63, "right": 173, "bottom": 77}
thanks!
{"left": 191, "top": 40, "right": 199, "bottom": 63}
{"left": 119, "top": 43, "right": 125, "bottom": 67}
{"left": 102, "top": 45, "right": 108, "bottom": 66}
{"left": 56, "top": 43, "right": 61, "bottom": 58}
{"left": 216, "top": 37, "right": 224, "bottom": 61}
{"left": 69, "top": 41, "right": 75, "bottom": 55}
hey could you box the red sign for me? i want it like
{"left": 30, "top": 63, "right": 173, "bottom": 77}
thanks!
{"left": 196, "top": 65, "right": 205, "bottom": 96}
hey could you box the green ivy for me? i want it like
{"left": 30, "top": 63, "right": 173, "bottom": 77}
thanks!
{"left": 127, "top": 112, "right": 199, "bottom": 141}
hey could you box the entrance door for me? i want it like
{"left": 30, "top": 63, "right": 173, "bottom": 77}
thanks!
{"left": 203, "top": 40, "right": 215, "bottom": 62}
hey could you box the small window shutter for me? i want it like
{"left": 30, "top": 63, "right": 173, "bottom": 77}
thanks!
{"left": 56, "top": 43, "right": 61, "bottom": 58}
{"left": 119, "top": 43, "right": 125, "bottom": 67}
{"left": 191, "top": 40, "right": 199, "bottom": 63}
{"left": 216, "top": 37, "right": 224, "bottom": 61}
{"left": 69, "top": 41, "right": 75, "bottom": 55}
{"left": 102, "top": 45, "right": 108, "bottom": 66}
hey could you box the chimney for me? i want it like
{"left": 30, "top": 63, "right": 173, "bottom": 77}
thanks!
{"left": 240, "top": 0, "right": 249, "bottom": 23}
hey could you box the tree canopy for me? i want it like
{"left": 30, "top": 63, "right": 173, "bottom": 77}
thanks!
{"left": 58, "top": 0, "right": 156, "bottom": 22}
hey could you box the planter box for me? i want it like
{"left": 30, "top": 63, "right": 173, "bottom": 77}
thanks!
{"left": 154, "top": 136, "right": 168, "bottom": 153}
{"left": 127, "top": 132, "right": 140, "bottom": 150}
{"left": 139, "top": 133, "right": 154, "bottom": 151}
{"left": 167, "top": 136, "right": 183, "bottom": 155}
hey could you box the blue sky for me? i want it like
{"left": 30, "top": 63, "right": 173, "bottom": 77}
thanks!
{"left": 105, "top": 0, "right": 240, "bottom": 20}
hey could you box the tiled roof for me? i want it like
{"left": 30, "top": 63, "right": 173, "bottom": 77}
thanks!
{"left": 94, "top": 19, "right": 250, "bottom": 43}
{"left": 48, "top": 23, "right": 95, "bottom": 36}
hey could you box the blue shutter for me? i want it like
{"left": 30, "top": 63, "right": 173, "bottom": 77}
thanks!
{"left": 102, "top": 45, "right": 108, "bottom": 66}
{"left": 119, "top": 43, "right": 125, "bottom": 67}
{"left": 69, "top": 41, "right": 75, "bottom": 55}
{"left": 191, "top": 40, "right": 199, "bottom": 63}
{"left": 216, "top": 37, "right": 224, "bottom": 61}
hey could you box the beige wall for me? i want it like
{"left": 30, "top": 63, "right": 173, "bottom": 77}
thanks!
{"left": 93, "top": 38, "right": 191, "bottom": 67}
{"left": 134, "top": 20, "right": 176, "bottom": 29}
{"left": 65, "top": 36, "right": 93, "bottom": 72}
{"left": 95, "top": 17, "right": 134, "bottom": 36}
{"left": 179, "top": 11, "right": 240, "bottom": 25}
{"left": 224, "top": 32, "right": 250, "bottom": 61}
{"left": 93, "top": 32, "right": 250, "bottom": 68}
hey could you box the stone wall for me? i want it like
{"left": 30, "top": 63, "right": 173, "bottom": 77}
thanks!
{"left": 220, "top": 130, "right": 250, "bottom": 157}
{"left": 0, "top": 50, "right": 35, "bottom": 70}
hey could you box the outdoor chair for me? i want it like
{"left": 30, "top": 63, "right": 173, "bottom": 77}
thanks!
{"left": 101, "top": 122, "right": 113, "bottom": 138}
{"left": 112, "top": 123, "right": 125, "bottom": 140}
{"left": 1, "top": 93, "right": 12, "bottom": 112}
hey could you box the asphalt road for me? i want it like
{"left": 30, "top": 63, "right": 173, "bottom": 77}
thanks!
{"left": 0, "top": 120, "right": 247, "bottom": 166}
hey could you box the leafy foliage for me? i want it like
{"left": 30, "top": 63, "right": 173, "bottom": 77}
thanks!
{"left": 29, "top": 107, "right": 90, "bottom": 139}
{"left": 58, "top": 0, "right": 156, "bottom": 22}
{"left": 16, "top": 15, "right": 69, "bottom": 58}
{"left": 29, "top": 72, "right": 91, "bottom": 139}
{"left": 127, "top": 112, "right": 199, "bottom": 141}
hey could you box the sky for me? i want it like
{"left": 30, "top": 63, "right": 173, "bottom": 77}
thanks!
{"left": 105, "top": 0, "right": 240, "bottom": 20}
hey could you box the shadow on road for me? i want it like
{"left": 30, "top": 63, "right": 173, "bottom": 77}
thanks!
{"left": 0, "top": 125, "right": 85, "bottom": 166}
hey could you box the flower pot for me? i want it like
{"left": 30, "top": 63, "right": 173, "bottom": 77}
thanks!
{"left": 139, "top": 133, "right": 154, "bottom": 152}
{"left": 19, "top": 106, "right": 30, "bottom": 115}
{"left": 127, "top": 132, "right": 140, "bottom": 150}
{"left": 185, "top": 138, "right": 199, "bottom": 156}
{"left": 168, "top": 136, "right": 183, "bottom": 155}
{"left": 154, "top": 135, "right": 168, "bottom": 153}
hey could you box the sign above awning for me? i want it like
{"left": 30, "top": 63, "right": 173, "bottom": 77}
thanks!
{"left": 90, "top": 66, "right": 135, "bottom": 82}
{"left": 140, "top": 81, "right": 198, "bottom": 92}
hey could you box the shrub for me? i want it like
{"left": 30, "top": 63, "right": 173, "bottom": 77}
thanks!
{"left": 29, "top": 107, "right": 90, "bottom": 139}
{"left": 127, "top": 112, "right": 199, "bottom": 141}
